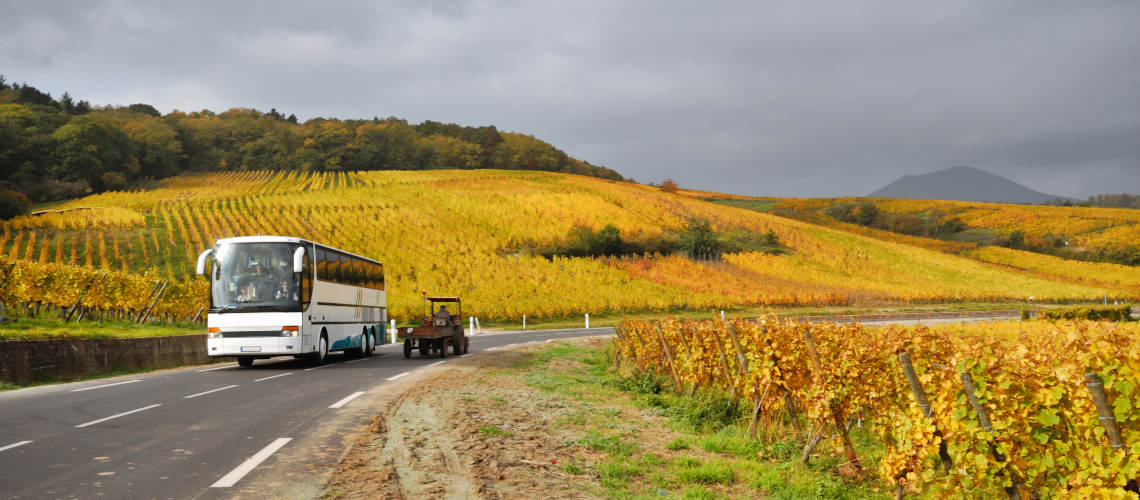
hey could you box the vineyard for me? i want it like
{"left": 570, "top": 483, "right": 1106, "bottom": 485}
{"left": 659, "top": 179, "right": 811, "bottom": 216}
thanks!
{"left": 764, "top": 196, "right": 1140, "bottom": 255}
{"left": 0, "top": 170, "right": 1136, "bottom": 322}
{"left": 615, "top": 317, "right": 1140, "bottom": 498}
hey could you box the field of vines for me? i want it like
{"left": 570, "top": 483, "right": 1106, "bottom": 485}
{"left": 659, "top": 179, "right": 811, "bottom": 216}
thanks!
{"left": 616, "top": 317, "right": 1140, "bottom": 498}
{"left": 0, "top": 170, "right": 1135, "bottom": 321}
{"left": 774, "top": 196, "right": 1140, "bottom": 251}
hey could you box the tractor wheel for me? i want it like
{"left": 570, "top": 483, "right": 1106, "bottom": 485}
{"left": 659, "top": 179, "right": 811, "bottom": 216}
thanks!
{"left": 419, "top": 340, "right": 430, "bottom": 356}
{"left": 403, "top": 339, "right": 412, "bottom": 359}
{"left": 452, "top": 332, "right": 463, "bottom": 356}
{"left": 439, "top": 339, "right": 447, "bottom": 358}
{"left": 463, "top": 337, "right": 469, "bottom": 354}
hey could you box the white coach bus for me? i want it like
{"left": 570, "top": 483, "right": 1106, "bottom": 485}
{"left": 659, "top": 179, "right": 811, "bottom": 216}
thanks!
{"left": 196, "top": 236, "right": 386, "bottom": 367}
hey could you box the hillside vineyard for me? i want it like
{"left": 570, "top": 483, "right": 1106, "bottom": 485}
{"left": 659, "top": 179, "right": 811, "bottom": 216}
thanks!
{"left": 0, "top": 170, "right": 1135, "bottom": 321}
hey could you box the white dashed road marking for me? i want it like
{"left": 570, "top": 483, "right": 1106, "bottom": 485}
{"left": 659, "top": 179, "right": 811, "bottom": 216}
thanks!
{"left": 253, "top": 373, "right": 292, "bottom": 382}
{"left": 328, "top": 391, "right": 366, "bottom": 409}
{"left": 0, "top": 441, "right": 32, "bottom": 453}
{"left": 385, "top": 372, "right": 410, "bottom": 381}
{"left": 70, "top": 380, "right": 141, "bottom": 392}
{"left": 197, "top": 364, "right": 237, "bottom": 372}
{"left": 184, "top": 385, "right": 239, "bottom": 399}
{"left": 75, "top": 404, "right": 162, "bottom": 428}
{"left": 210, "top": 437, "right": 292, "bottom": 488}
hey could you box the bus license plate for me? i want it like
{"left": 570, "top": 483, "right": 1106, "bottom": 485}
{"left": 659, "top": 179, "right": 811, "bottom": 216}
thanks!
{"left": 240, "top": 346, "right": 262, "bottom": 352}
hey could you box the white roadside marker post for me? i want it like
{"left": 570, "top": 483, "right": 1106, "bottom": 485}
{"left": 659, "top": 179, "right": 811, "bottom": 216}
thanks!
{"left": 470, "top": 316, "right": 475, "bottom": 335}
{"left": 585, "top": 313, "right": 590, "bottom": 329}
{"left": 475, "top": 317, "right": 481, "bottom": 333}
{"left": 390, "top": 319, "right": 397, "bottom": 344}
{"left": 523, "top": 314, "right": 526, "bottom": 331}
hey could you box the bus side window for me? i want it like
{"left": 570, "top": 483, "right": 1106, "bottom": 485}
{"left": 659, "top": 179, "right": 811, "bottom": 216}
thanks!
{"left": 340, "top": 253, "right": 351, "bottom": 285}
{"left": 301, "top": 248, "right": 312, "bottom": 307}
{"left": 378, "top": 263, "right": 385, "bottom": 291}
{"left": 315, "top": 248, "right": 327, "bottom": 282}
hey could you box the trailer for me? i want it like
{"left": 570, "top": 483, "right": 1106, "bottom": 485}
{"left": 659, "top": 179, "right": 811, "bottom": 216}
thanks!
{"left": 401, "top": 295, "right": 469, "bottom": 358}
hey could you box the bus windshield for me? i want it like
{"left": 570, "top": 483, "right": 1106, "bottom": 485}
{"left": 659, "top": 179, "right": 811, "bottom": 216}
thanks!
{"left": 210, "top": 242, "right": 302, "bottom": 313}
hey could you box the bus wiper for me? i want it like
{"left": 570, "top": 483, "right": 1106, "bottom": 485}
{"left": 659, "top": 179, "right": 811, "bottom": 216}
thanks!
{"left": 218, "top": 304, "right": 239, "bottom": 313}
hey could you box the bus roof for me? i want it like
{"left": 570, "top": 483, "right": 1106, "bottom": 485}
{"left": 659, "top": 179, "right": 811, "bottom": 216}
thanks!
{"left": 215, "top": 236, "right": 382, "bottom": 266}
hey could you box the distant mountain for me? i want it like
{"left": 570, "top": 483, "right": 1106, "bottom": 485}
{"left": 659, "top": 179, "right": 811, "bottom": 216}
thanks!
{"left": 869, "top": 166, "right": 1075, "bottom": 204}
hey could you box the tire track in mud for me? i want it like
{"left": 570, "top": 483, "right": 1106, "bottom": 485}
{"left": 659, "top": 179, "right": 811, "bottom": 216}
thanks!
{"left": 383, "top": 397, "right": 474, "bottom": 499}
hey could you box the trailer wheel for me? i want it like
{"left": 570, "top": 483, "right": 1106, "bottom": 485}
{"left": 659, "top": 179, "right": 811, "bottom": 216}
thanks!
{"left": 403, "top": 339, "right": 412, "bottom": 359}
{"left": 419, "top": 340, "right": 430, "bottom": 356}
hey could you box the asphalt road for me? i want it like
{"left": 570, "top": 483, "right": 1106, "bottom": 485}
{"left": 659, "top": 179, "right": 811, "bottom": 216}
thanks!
{"left": 0, "top": 327, "right": 608, "bottom": 500}
{"left": 0, "top": 313, "right": 1021, "bottom": 499}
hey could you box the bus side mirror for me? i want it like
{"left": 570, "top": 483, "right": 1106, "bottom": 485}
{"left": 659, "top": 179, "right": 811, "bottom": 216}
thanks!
{"left": 293, "top": 247, "right": 306, "bottom": 274}
{"left": 196, "top": 249, "right": 214, "bottom": 275}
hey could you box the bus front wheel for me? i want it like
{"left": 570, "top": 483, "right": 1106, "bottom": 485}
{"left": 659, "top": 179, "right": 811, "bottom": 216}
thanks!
{"left": 237, "top": 357, "right": 254, "bottom": 367}
{"left": 314, "top": 335, "right": 328, "bottom": 364}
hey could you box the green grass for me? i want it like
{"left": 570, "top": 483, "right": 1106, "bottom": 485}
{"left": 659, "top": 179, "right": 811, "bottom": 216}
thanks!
{"left": 0, "top": 315, "right": 202, "bottom": 340}
{"left": 709, "top": 198, "right": 782, "bottom": 212}
{"left": 506, "top": 339, "right": 894, "bottom": 499}
{"left": 477, "top": 425, "right": 511, "bottom": 437}
{"left": 674, "top": 458, "right": 735, "bottom": 485}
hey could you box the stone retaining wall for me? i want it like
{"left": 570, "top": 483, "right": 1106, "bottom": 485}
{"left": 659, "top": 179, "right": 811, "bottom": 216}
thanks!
{"left": 0, "top": 334, "right": 211, "bottom": 384}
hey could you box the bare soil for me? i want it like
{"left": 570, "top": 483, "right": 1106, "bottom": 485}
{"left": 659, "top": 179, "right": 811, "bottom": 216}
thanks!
{"left": 322, "top": 341, "right": 604, "bottom": 499}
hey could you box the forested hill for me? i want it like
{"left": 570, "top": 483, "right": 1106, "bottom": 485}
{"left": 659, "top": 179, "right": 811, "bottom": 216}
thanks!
{"left": 0, "top": 76, "right": 624, "bottom": 215}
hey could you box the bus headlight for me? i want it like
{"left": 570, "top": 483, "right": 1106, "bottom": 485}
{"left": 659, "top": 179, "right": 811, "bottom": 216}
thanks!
{"left": 281, "top": 326, "right": 300, "bottom": 337}
{"left": 208, "top": 327, "right": 221, "bottom": 339}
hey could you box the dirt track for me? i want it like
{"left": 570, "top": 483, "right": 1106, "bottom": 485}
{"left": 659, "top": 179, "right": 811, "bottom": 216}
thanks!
{"left": 322, "top": 340, "right": 606, "bottom": 499}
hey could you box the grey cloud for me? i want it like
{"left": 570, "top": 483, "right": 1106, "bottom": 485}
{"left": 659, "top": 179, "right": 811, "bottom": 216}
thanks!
{"left": 1, "top": 0, "right": 1137, "bottom": 198}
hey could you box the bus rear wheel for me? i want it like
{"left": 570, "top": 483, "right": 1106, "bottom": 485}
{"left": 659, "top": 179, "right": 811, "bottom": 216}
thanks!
{"left": 364, "top": 330, "right": 374, "bottom": 357}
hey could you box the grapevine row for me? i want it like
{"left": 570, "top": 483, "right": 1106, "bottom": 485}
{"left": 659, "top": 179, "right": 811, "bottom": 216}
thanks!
{"left": 615, "top": 317, "right": 1140, "bottom": 497}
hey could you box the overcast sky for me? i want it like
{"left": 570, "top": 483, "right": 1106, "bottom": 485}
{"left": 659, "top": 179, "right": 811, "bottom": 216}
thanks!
{"left": 2, "top": 1, "right": 1138, "bottom": 198}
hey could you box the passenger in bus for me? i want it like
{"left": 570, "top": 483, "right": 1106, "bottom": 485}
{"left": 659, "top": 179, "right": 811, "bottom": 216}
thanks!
{"left": 242, "top": 261, "right": 275, "bottom": 301}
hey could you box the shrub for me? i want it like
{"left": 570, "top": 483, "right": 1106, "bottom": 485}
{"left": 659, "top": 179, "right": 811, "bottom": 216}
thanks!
{"left": 0, "top": 190, "right": 31, "bottom": 220}
{"left": 1038, "top": 305, "right": 1132, "bottom": 322}
{"left": 679, "top": 217, "right": 719, "bottom": 258}
{"left": 660, "top": 178, "right": 679, "bottom": 193}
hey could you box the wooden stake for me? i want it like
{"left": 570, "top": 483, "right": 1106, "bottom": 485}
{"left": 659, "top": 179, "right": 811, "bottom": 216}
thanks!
{"left": 748, "top": 382, "right": 772, "bottom": 439}
{"left": 898, "top": 351, "right": 953, "bottom": 473}
{"left": 726, "top": 322, "right": 749, "bottom": 372}
{"left": 898, "top": 352, "right": 933, "bottom": 417}
{"left": 1085, "top": 372, "right": 1126, "bottom": 451}
{"left": 656, "top": 326, "right": 683, "bottom": 392}
{"left": 709, "top": 325, "right": 737, "bottom": 401}
{"left": 802, "top": 328, "right": 863, "bottom": 478}
{"left": 961, "top": 372, "right": 1024, "bottom": 500}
